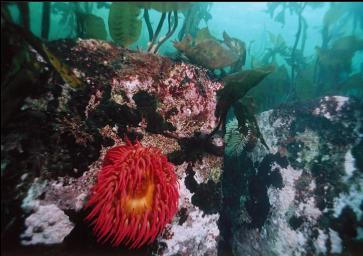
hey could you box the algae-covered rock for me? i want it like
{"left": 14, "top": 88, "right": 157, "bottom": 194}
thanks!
{"left": 2, "top": 39, "right": 223, "bottom": 255}
{"left": 220, "top": 95, "right": 363, "bottom": 256}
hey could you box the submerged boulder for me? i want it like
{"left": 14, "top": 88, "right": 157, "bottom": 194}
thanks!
{"left": 1, "top": 39, "right": 223, "bottom": 255}
{"left": 221, "top": 95, "right": 363, "bottom": 256}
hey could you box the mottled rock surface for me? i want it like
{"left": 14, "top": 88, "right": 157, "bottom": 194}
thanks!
{"left": 3, "top": 36, "right": 362, "bottom": 256}
{"left": 20, "top": 204, "right": 74, "bottom": 245}
{"left": 1, "top": 39, "right": 223, "bottom": 255}
{"left": 220, "top": 96, "right": 363, "bottom": 256}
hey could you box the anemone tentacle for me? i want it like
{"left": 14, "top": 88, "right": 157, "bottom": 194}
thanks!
{"left": 85, "top": 140, "right": 179, "bottom": 248}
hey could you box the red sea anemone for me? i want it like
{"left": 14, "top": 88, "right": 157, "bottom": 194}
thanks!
{"left": 84, "top": 140, "right": 179, "bottom": 248}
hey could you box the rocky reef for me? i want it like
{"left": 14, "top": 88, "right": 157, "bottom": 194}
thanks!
{"left": 2, "top": 37, "right": 362, "bottom": 256}
{"left": 220, "top": 95, "right": 363, "bottom": 256}
{"left": 1, "top": 39, "right": 222, "bottom": 255}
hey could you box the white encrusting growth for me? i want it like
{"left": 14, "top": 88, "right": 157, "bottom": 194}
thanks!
{"left": 343, "top": 150, "right": 356, "bottom": 180}
{"left": 329, "top": 228, "right": 343, "bottom": 254}
{"left": 21, "top": 178, "right": 47, "bottom": 213}
{"left": 266, "top": 164, "right": 315, "bottom": 256}
{"left": 238, "top": 97, "right": 360, "bottom": 255}
{"left": 312, "top": 96, "right": 349, "bottom": 121}
{"left": 160, "top": 174, "right": 219, "bottom": 256}
{"left": 21, "top": 204, "right": 74, "bottom": 245}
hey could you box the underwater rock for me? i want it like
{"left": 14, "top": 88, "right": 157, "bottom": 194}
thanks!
{"left": 221, "top": 95, "right": 363, "bottom": 256}
{"left": 20, "top": 204, "right": 74, "bottom": 245}
{"left": 159, "top": 171, "right": 220, "bottom": 256}
{"left": 1, "top": 39, "right": 222, "bottom": 254}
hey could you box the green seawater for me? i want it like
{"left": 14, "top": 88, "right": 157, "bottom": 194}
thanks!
{"left": 4, "top": 2, "right": 363, "bottom": 112}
